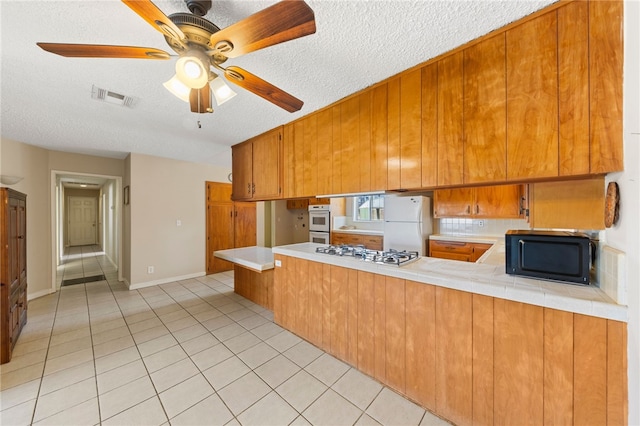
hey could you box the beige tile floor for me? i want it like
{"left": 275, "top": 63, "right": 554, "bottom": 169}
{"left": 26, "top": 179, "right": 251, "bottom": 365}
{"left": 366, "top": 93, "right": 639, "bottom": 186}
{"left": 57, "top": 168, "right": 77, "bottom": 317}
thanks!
{"left": 0, "top": 246, "right": 451, "bottom": 425}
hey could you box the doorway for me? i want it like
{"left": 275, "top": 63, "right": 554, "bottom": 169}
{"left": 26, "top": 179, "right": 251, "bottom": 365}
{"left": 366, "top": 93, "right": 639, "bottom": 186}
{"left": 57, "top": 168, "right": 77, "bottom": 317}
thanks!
{"left": 51, "top": 171, "right": 123, "bottom": 291}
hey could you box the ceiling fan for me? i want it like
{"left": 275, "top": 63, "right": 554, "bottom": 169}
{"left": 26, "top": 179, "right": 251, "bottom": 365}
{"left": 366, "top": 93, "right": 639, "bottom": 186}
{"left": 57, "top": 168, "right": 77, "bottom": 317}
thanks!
{"left": 37, "top": 0, "right": 316, "bottom": 114}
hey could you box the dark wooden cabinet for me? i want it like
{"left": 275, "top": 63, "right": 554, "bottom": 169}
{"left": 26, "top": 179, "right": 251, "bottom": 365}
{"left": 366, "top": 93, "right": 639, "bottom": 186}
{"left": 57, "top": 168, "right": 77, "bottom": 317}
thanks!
{"left": 231, "top": 127, "right": 282, "bottom": 201}
{"left": 1, "top": 188, "right": 27, "bottom": 364}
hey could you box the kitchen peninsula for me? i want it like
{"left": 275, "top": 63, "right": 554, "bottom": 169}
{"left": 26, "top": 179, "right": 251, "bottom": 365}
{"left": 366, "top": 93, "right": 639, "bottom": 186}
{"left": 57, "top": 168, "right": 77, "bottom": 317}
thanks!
{"left": 271, "top": 242, "right": 627, "bottom": 426}
{"left": 214, "top": 246, "right": 274, "bottom": 310}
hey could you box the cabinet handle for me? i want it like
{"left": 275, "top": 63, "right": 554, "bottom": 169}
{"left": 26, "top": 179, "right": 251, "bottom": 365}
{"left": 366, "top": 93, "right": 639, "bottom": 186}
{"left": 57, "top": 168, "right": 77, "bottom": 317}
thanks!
{"left": 252, "top": 183, "right": 255, "bottom": 195}
{"left": 466, "top": 205, "right": 470, "bottom": 214}
{"left": 475, "top": 204, "right": 479, "bottom": 214}
{"left": 247, "top": 183, "right": 251, "bottom": 195}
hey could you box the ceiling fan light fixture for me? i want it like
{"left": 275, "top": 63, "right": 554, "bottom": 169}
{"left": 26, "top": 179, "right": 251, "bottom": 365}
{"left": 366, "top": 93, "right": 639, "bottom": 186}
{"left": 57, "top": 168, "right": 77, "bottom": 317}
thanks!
{"left": 163, "top": 75, "right": 190, "bottom": 102}
{"left": 175, "top": 49, "right": 209, "bottom": 89}
{"left": 210, "top": 76, "right": 236, "bottom": 105}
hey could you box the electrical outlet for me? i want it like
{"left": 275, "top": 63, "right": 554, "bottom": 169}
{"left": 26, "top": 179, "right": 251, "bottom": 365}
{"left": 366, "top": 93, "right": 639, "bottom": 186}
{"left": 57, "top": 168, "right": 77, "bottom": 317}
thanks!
{"left": 477, "top": 220, "right": 485, "bottom": 228}
{"left": 275, "top": 260, "right": 282, "bottom": 267}
{"left": 176, "top": 219, "right": 182, "bottom": 227}
{"left": 147, "top": 266, "right": 154, "bottom": 274}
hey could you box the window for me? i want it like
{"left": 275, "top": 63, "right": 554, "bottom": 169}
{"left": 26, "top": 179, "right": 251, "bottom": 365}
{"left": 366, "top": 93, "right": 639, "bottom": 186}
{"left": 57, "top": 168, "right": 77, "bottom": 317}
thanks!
{"left": 353, "top": 195, "right": 384, "bottom": 221}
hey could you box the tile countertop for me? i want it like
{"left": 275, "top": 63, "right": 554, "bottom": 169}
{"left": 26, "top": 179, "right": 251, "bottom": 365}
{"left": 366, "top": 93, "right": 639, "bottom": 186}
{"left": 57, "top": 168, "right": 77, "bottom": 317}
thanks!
{"left": 214, "top": 246, "right": 274, "bottom": 271}
{"left": 271, "top": 242, "right": 627, "bottom": 322}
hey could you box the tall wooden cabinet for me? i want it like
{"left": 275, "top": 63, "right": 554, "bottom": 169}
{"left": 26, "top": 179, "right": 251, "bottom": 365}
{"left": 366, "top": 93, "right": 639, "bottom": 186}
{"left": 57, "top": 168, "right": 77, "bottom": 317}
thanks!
{"left": 206, "top": 182, "right": 256, "bottom": 274}
{"left": 231, "top": 127, "right": 282, "bottom": 201}
{"left": 1, "top": 189, "right": 27, "bottom": 364}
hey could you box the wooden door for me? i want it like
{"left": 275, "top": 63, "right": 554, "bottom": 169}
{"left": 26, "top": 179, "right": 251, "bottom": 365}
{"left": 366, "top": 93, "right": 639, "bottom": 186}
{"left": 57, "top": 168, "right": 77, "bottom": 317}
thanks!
{"left": 232, "top": 141, "right": 253, "bottom": 200}
{"left": 400, "top": 69, "right": 422, "bottom": 190}
{"left": 589, "top": 0, "right": 623, "bottom": 174}
{"left": 464, "top": 34, "right": 507, "bottom": 184}
{"left": 437, "top": 52, "right": 464, "bottom": 186}
{"left": 316, "top": 108, "right": 334, "bottom": 196}
{"left": 433, "top": 188, "right": 473, "bottom": 217}
{"left": 435, "top": 287, "right": 472, "bottom": 425}
{"left": 474, "top": 185, "right": 522, "bottom": 218}
{"left": 371, "top": 84, "right": 388, "bottom": 191}
{"left": 506, "top": 11, "right": 558, "bottom": 180}
{"left": 252, "top": 127, "right": 282, "bottom": 200}
{"left": 421, "top": 63, "right": 438, "bottom": 188}
{"left": 208, "top": 203, "right": 234, "bottom": 273}
{"left": 207, "top": 181, "right": 232, "bottom": 203}
{"left": 234, "top": 202, "right": 256, "bottom": 248}
{"left": 68, "top": 196, "right": 97, "bottom": 246}
{"left": 558, "top": 1, "right": 589, "bottom": 176}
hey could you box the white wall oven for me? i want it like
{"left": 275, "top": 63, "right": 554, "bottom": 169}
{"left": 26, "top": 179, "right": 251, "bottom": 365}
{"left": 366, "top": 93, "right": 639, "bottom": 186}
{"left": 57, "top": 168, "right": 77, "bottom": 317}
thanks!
{"left": 309, "top": 204, "right": 330, "bottom": 243}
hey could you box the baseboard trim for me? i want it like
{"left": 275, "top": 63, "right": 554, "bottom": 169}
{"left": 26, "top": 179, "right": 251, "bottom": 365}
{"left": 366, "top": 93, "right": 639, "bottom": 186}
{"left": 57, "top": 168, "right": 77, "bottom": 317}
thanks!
{"left": 28, "top": 288, "right": 56, "bottom": 301}
{"left": 128, "top": 272, "right": 205, "bottom": 290}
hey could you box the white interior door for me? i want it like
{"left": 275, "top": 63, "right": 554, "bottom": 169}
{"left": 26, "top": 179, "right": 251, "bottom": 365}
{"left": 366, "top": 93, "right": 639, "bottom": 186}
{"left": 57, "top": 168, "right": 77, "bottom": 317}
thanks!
{"left": 68, "top": 196, "right": 97, "bottom": 246}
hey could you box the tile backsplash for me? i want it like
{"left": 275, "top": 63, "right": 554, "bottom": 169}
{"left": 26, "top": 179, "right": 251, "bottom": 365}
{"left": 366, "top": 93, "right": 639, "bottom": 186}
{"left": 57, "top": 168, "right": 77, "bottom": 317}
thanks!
{"left": 435, "top": 218, "right": 530, "bottom": 236}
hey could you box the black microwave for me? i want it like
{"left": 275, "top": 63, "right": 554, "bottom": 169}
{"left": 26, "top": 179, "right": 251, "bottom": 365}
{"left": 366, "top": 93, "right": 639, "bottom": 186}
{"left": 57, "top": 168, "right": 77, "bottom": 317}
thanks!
{"left": 505, "top": 230, "right": 595, "bottom": 285}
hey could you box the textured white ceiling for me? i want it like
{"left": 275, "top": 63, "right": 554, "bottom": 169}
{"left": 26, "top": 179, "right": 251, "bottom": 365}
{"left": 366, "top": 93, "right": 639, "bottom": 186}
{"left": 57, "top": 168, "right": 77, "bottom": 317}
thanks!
{"left": 1, "top": 0, "right": 557, "bottom": 168}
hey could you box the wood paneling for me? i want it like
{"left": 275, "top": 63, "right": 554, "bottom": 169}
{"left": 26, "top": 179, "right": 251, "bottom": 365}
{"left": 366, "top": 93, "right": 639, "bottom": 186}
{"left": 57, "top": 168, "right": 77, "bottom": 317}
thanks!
{"left": 272, "top": 255, "right": 284, "bottom": 324}
{"left": 321, "top": 263, "right": 332, "bottom": 350}
{"left": 330, "top": 265, "right": 349, "bottom": 360}
{"left": 341, "top": 96, "right": 360, "bottom": 194}
{"left": 494, "top": 300, "right": 543, "bottom": 426}
{"left": 589, "top": 0, "right": 623, "bottom": 173}
{"left": 543, "top": 308, "right": 574, "bottom": 426}
{"left": 316, "top": 108, "right": 334, "bottom": 196}
{"left": 506, "top": 11, "right": 558, "bottom": 180}
{"left": 421, "top": 63, "right": 438, "bottom": 188}
{"left": 371, "top": 84, "right": 388, "bottom": 191}
{"left": 464, "top": 33, "right": 507, "bottom": 184}
{"left": 347, "top": 269, "right": 359, "bottom": 366}
{"left": 331, "top": 104, "right": 343, "bottom": 195}
{"left": 373, "top": 274, "right": 387, "bottom": 383}
{"left": 435, "top": 287, "right": 472, "bottom": 425}
{"left": 385, "top": 277, "right": 405, "bottom": 393}
{"left": 293, "top": 120, "right": 305, "bottom": 198}
{"left": 233, "top": 202, "right": 257, "bottom": 248}
{"left": 307, "top": 261, "right": 323, "bottom": 347}
{"left": 472, "top": 294, "right": 494, "bottom": 426}
{"left": 357, "top": 271, "right": 376, "bottom": 377}
{"left": 282, "top": 124, "right": 295, "bottom": 198}
{"left": 437, "top": 52, "right": 464, "bottom": 186}
{"left": 400, "top": 69, "right": 422, "bottom": 190}
{"left": 607, "top": 320, "right": 628, "bottom": 425}
{"left": 294, "top": 257, "right": 309, "bottom": 338}
{"left": 387, "top": 77, "right": 401, "bottom": 190}
{"left": 558, "top": 1, "right": 590, "bottom": 176}
{"left": 405, "top": 280, "right": 436, "bottom": 410}
{"left": 574, "top": 313, "right": 607, "bottom": 426}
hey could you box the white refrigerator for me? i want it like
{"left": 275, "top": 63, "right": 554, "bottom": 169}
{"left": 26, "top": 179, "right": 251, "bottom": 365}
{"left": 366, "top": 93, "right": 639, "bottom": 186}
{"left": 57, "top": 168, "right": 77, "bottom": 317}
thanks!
{"left": 383, "top": 195, "right": 432, "bottom": 255}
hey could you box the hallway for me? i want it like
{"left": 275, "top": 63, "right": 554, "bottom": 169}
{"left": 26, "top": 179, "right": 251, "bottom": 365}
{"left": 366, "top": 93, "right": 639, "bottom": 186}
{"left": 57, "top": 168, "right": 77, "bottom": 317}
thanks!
{"left": 56, "top": 245, "right": 117, "bottom": 289}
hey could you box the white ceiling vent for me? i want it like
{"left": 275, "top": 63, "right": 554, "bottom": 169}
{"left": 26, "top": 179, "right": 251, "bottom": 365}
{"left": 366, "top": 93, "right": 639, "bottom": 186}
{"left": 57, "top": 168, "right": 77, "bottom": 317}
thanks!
{"left": 91, "top": 85, "right": 138, "bottom": 108}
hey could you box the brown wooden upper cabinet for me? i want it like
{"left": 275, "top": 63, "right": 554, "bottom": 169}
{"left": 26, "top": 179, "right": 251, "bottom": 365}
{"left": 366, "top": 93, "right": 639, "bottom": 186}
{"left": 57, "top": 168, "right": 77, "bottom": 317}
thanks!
{"left": 231, "top": 127, "right": 282, "bottom": 201}
{"left": 241, "top": 0, "right": 622, "bottom": 202}
{"left": 434, "top": 184, "right": 524, "bottom": 218}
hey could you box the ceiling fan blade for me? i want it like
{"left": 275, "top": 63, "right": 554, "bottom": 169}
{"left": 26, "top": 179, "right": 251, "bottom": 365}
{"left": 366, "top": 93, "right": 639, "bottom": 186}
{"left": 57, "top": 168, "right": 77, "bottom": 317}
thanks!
{"left": 224, "top": 66, "right": 303, "bottom": 113}
{"left": 121, "top": 0, "right": 186, "bottom": 42}
{"left": 209, "top": 0, "right": 315, "bottom": 58}
{"left": 37, "top": 43, "right": 171, "bottom": 59}
{"left": 189, "top": 87, "right": 213, "bottom": 114}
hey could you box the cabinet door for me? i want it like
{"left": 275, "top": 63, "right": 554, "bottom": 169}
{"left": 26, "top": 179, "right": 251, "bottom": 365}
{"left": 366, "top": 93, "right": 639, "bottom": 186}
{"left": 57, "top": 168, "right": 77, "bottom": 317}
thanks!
{"left": 359, "top": 90, "right": 372, "bottom": 192}
{"left": 316, "top": 108, "right": 334, "bottom": 196}
{"left": 558, "top": 1, "right": 589, "bottom": 176}
{"left": 399, "top": 69, "right": 422, "bottom": 190}
{"left": 252, "top": 128, "right": 282, "bottom": 200}
{"left": 464, "top": 34, "right": 507, "bottom": 184}
{"left": 589, "top": 0, "right": 623, "bottom": 173}
{"left": 387, "top": 77, "right": 401, "bottom": 190}
{"left": 470, "top": 243, "right": 492, "bottom": 262}
{"left": 231, "top": 142, "right": 253, "bottom": 201}
{"left": 437, "top": 52, "right": 464, "bottom": 186}
{"left": 371, "top": 84, "right": 388, "bottom": 191}
{"left": 282, "top": 123, "right": 296, "bottom": 199}
{"left": 433, "top": 188, "right": 473, "bottom": 217}
{"left": 340, "top": 96, "right": 360, "bottom": 194}
{"left": 421, "top": 63, "right": 438, "bottom": 188}
{"left": 474, "top": 185, "right": 522, "bottom": 218}
{"left": 208, "top": 204, "right": 234, "bottom": 273}
{"left": 362, "top": 235, "right": 382, "bottom": 251}
{"left": 303, "top": 114, "right": 318, "bottom": 197}
{"left": 234, "top": 202, "right": 257, "bottom": 248}
{"left": 506, "top": 11, "right": 558, "bottom": 180}
{"left": 207, "top": 181, "right": 232, "bottom": 203}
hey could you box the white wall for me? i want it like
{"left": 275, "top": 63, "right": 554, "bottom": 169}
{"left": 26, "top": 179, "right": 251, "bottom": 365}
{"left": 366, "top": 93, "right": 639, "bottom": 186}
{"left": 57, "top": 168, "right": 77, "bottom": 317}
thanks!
{"left": 126, "top": 153, "right": 230, "bottom": 288}
{"left": 607, "top": 2, "right": 640, "bottom": 423}
{"left": 272, "top": 200, "right": 309, "bottom": 246}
